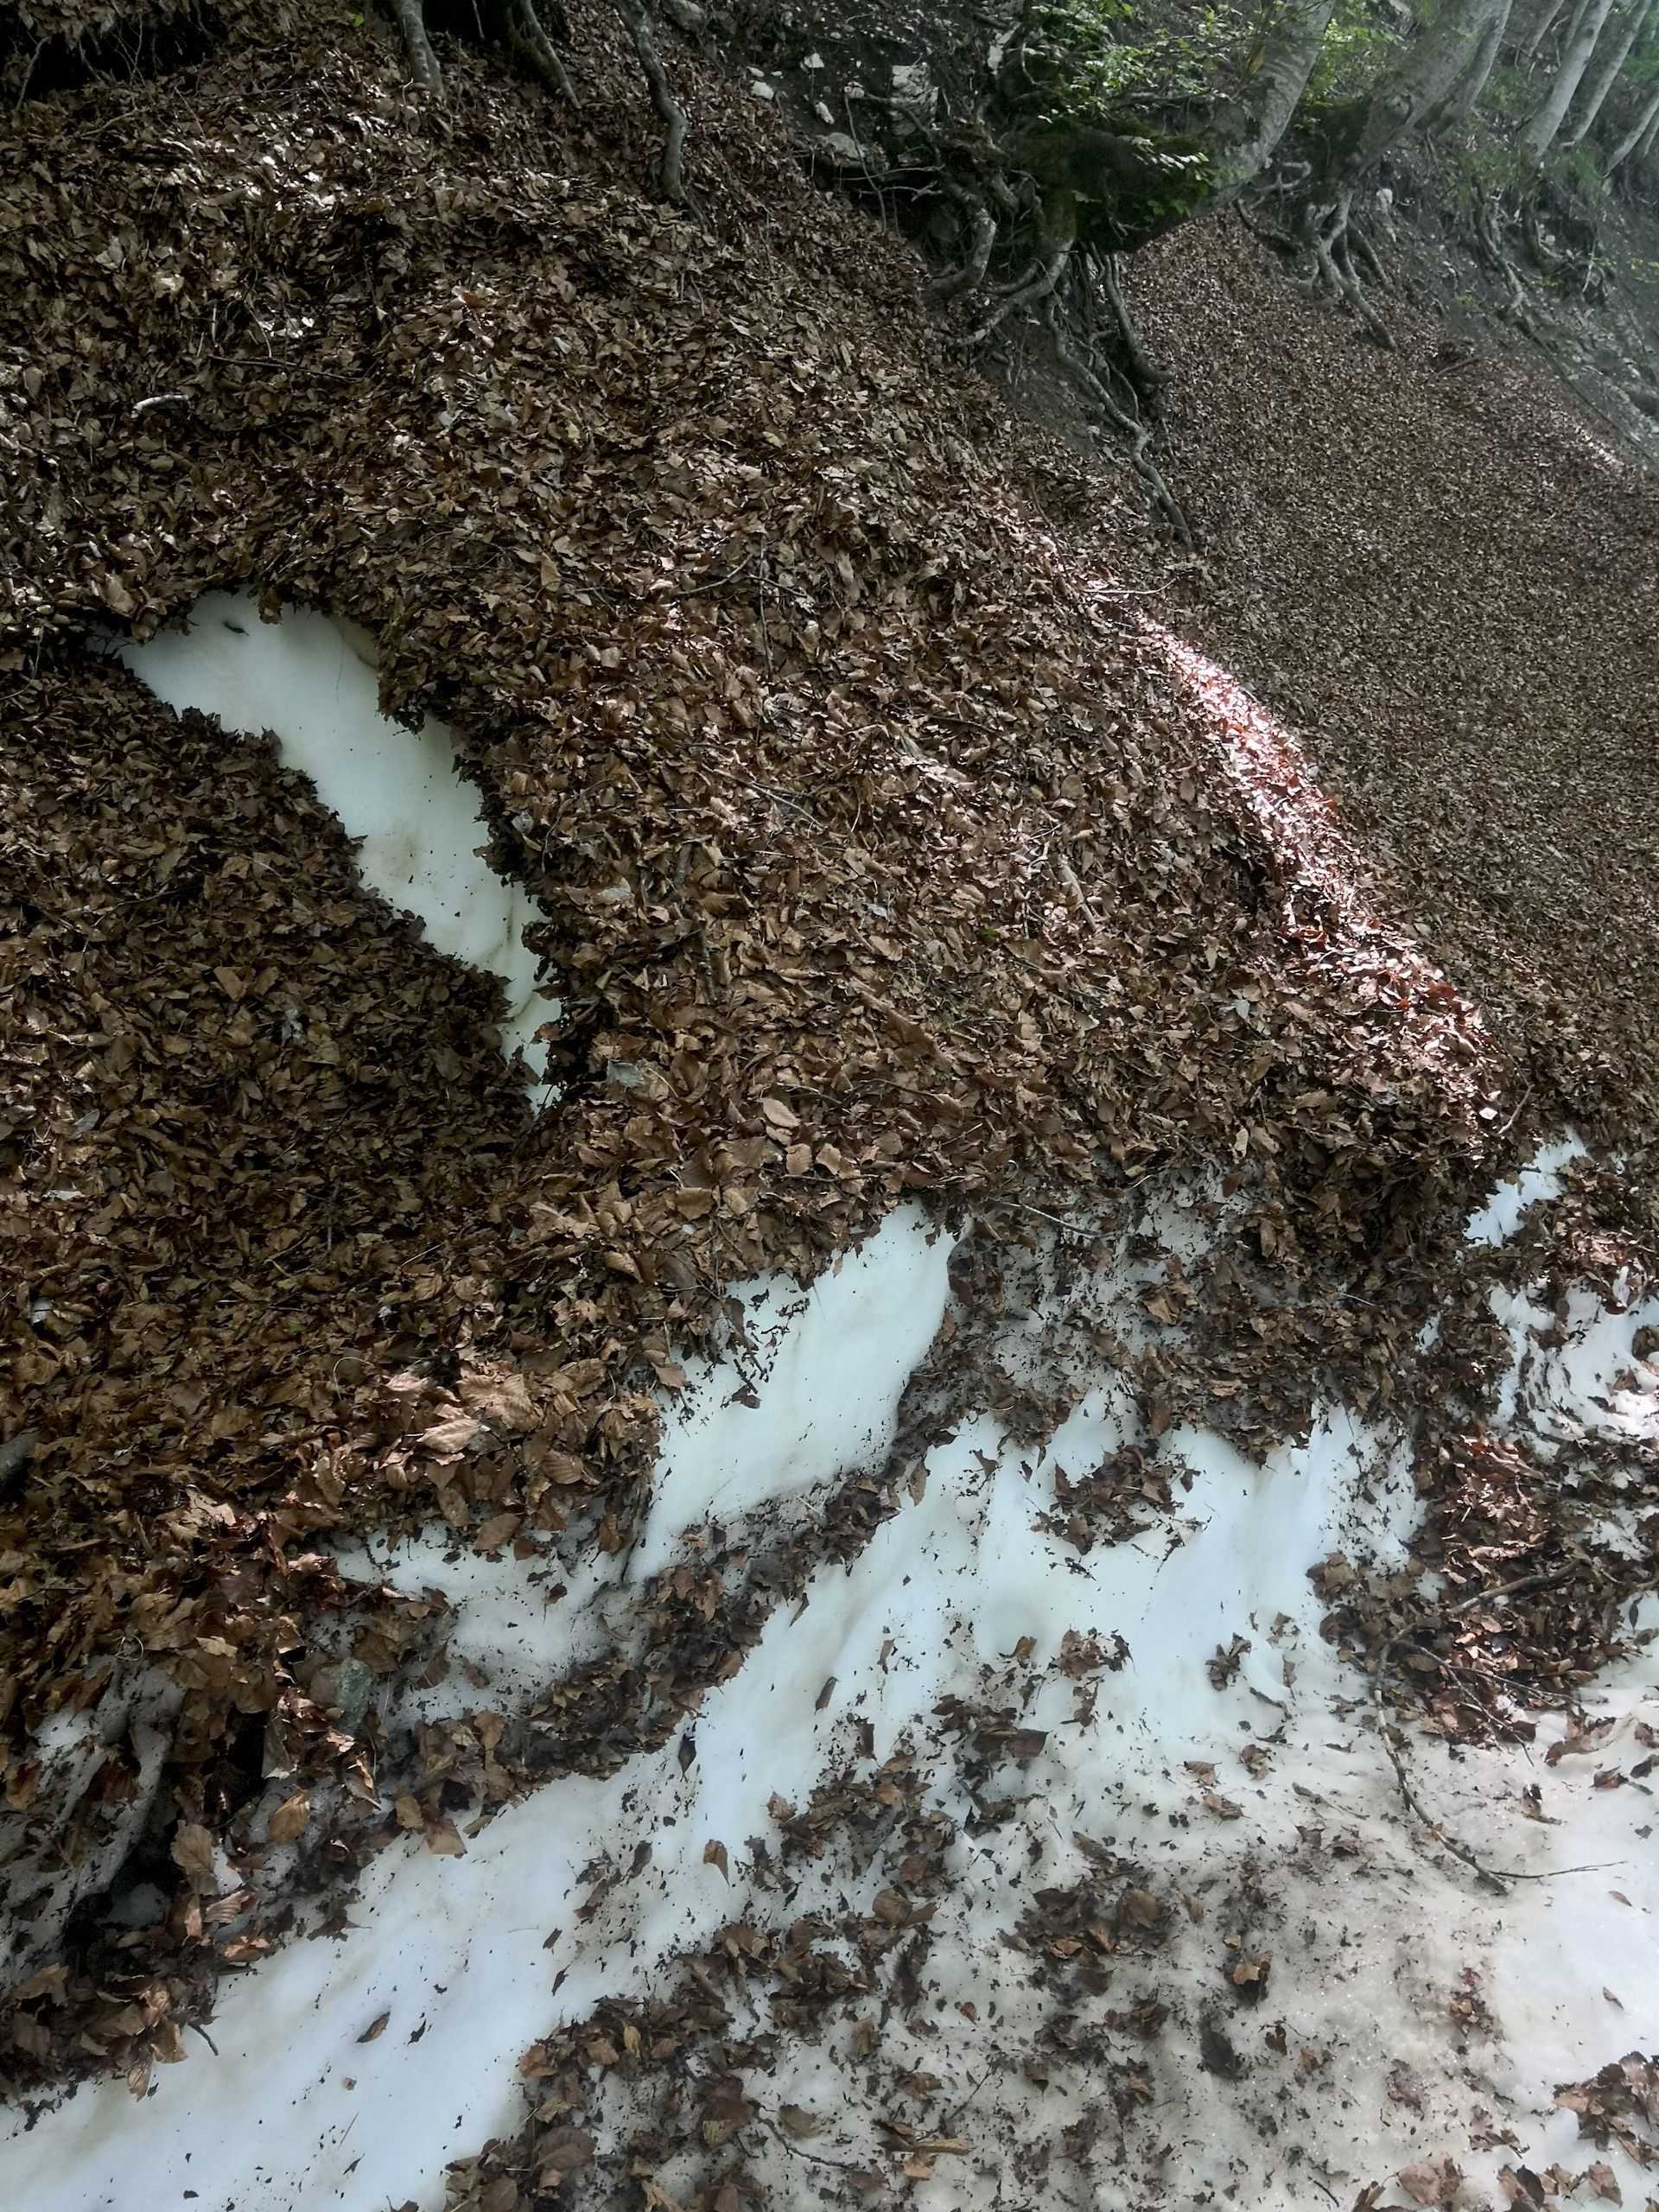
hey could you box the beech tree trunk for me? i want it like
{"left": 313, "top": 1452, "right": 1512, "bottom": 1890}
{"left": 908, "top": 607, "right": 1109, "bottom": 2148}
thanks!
{"left": 1204, "top": 0, "right": 1344, "bottom": 202}
{"left": 1607, "top": 75, "right": 1659, "bottom": 162}
{"left": 1561, "top": 0, "right": 1656, "bottom": 137}
{"left": 1439, "top": 0, "right": 1516, "bottom": 121}
{"left": 1003, "top": 0, "right": 1340, "bottom": 251}
{"left": 1333, "top": 0, "right": 1511, "bottom": 181}
{"left": 1519, "top": 0, "right": 1618, "bottom": 155}
{"left": 1519, "top": 0, "right": 1565, "bottom": 60}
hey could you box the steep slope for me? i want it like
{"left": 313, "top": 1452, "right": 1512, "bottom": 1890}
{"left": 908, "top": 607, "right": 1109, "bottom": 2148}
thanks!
{"left": 1, "top": 6, "right": 1658, "bottom": 2209}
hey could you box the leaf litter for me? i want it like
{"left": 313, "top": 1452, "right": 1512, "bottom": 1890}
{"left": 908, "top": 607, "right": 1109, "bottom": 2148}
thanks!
{"left": 0, "top": 2, "right": 1657, "bottom": 2203}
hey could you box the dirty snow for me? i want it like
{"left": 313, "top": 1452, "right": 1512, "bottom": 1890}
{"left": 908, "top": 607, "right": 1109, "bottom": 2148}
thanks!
{"left": 5, "top": 1151, "right": 1658, "bottom": 2211}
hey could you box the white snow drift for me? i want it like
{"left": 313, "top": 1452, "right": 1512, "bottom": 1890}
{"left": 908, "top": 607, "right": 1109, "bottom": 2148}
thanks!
{"left": 116, "top": 591, "right": 550, "bottom": 1073}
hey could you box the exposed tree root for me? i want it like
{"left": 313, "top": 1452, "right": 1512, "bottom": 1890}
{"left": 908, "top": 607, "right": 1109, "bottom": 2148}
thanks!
{"left": 1303, "top": 194, "right": 1395, "bottom": 347}
{"left": 507, "top": 0, "right": 579, "bottom": 105}
{"left": 927, "top": 205, "right": 998, "bottom": 305}
{"left": 1096, "top": 248, "right": 1169, "bottom": 402}
{"left": 612, "top": 0, "right": 688, "bottom": 206}
{"left": 965, "top": 233, "right": 1072, "bottom": 347}
{"left": 1474, "top": 192, "right": 1543, "bottom": 337}
{"left": 1042, "top": 293, "right": 1194, "bottom": 547}
{"left": 389, "top": 0, "right": 442, "bottom": 94}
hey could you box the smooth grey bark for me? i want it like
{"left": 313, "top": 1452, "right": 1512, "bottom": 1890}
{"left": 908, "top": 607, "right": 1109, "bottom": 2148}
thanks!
{"left": 1203, "top": 0, "right": 1343, "bottom": 202}
{"left": 1518, "top": 0, "right": 1565, "bottom": 60}
{"left": 1561, "top": 0, "right": 1656, "bottom": 137}
{"left": 1003, "top": 0, "right": 1339, "bottom": 250}
{"left": 1440, "top": 0, "right": 1516, "bottom": 121}
{"left": 1519, "top": 0, "right": 1618, "bottom": 153}
{"left": 1641, "top": 90, "right": 1659, "bottom": 152}
{"left": 1615, "top": 78, "right": 1659, "bottom": 161}
{"left": 1334, "top": 0, "right": 1511, "bottom": 180}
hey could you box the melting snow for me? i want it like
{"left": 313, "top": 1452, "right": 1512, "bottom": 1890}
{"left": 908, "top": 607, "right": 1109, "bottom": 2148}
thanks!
{"left": 115, "top": 590, "right": 550, "bottom": 1074}
{"left": 7, "top": 1150, "right": 1659, "bottom": 2209}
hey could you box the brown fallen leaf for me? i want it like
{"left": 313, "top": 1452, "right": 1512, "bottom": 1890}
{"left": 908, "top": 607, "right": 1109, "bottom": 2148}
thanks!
{"left": 266, "top": 1789, "right": 310, "bottom": 1845}
{"left": 169, "top": 1821, "right": 217, "bottom": 1892}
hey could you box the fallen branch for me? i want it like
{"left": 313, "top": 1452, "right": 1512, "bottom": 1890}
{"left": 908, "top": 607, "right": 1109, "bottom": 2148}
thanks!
{"left": 1371, "top": 1564, "right": 1621, "bottom": 1889}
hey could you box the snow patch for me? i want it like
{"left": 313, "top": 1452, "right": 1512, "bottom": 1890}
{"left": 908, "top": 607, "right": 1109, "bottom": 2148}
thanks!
{"left": 11, "top": 1146, "right": 1658, "bottom": 2211}
{"left": 632, "top": 1201, "right": 958, "bottom": 1578}
{"left": 115, "top": 590, "right": 550, "bottom": 1073}
{"left": 1463, "top": 1133, "right": 1588, "bottom": 1246}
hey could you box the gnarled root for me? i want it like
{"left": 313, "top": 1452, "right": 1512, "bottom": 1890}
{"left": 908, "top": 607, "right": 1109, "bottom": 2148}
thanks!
{"left": 1474, "top": 193, "right": 1541, "bottom": 338}
{"left": 1042, "top": 293, "right": 1194, "bottom": 547}
{"left": 928, "top": 204, "right": 998, "bottom": 305}
{"left": 507, "top": 0, "right": 579, "bottom": 104}
{"left": 389, "top": 0, "right": 442, "bottom": 93}
{"left": 965, "top": 232, "right": 1072, "bottom": 346}
{"left": 612, "top": 0, "right": 689, "bottom": 206}
{"left": 1094, "top": 247, "right": 1169, "bottom": 410}
{"left": 1302, "top": 194, "right": 1395, "bottom": 348}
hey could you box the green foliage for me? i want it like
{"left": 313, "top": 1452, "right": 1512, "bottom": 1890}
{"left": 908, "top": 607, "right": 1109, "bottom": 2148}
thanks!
{"left": 1547, "top": 138, "right": 1603, "bottom": 203}
{"left": 1020, "top": 0, "right": 1258, "bottom": 124}
{"left": 1305, "top": 0, "right": 1404, "bottom": 101}
{"left": 1452, "top": 111, "right": 1540, "bottom": 200}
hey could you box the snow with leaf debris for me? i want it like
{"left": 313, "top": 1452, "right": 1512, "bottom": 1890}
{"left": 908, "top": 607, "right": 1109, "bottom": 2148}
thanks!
{"left": 5, "top": 1148, "right": 1657, "bottom": 2211}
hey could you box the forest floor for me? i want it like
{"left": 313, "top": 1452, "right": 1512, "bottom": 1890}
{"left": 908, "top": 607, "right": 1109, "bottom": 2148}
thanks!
{"left": 3, "top": 3, "right": 1659, "bottom": 2208}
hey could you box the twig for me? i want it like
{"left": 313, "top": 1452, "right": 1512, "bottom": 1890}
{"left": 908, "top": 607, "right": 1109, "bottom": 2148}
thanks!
{"left": 13, "top": 38, "right": 45, "bottom": 109}
{"left": 1371, "top": 1564, "right": 1620, "bottom": 1886}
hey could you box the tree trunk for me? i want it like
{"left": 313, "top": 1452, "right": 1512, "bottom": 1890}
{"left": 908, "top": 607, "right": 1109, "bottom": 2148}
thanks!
{"left": 1561, "top": 0, "right": 1656, "bottom": 137}
{"left": 1559, "top": 0, "right": 1595, "bottom": 48}
{"left": 1604, "top": 73, "right": 1659, "bottom": 162}
{"left": 1204, "top": 0, "right": 1344, "bottom": 202}
{"left": 1518, "top": 0, "right": 1617, "bottom": 154}
{"left": 1004, "top": 0, "right": 1340, "bottom": 251}
{"left": 1518, "top": 0, "right": 1565, "bottom": 61}
{"left": 1332, "top": 0, "right": 1510, "bottom": 181}
{"left": 1439, "top": 0, "right": 1516, "bottom": 121}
